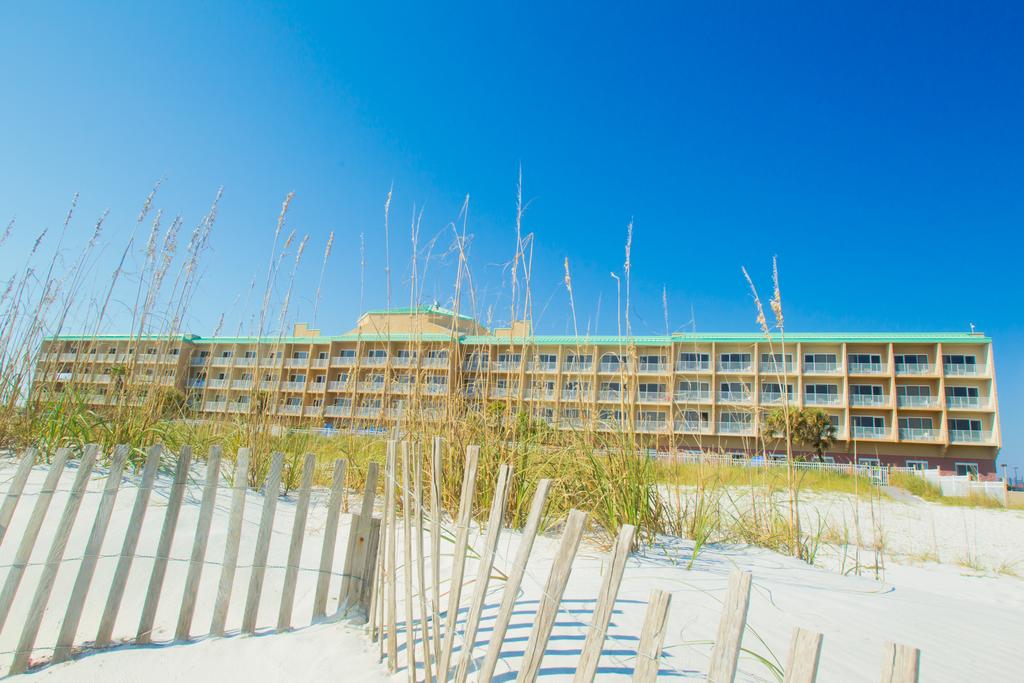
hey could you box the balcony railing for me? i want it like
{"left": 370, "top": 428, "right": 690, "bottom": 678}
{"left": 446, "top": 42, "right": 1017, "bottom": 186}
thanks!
{"left": 494, "top": 361, "right": 521, "bottom": 371}
{"left": 327, "top": 380, "right": 349, "bottom": 391}
{"left": 259, "top": 380, "right": 278, "bottom": 390}
{"left": 598, "top": 361, "right": 631, "bottom": 373}
{"left": 311, "top": 358, "right": 329, "bottom": 368}
{"left": 946, "top": 395, "right": 987, "bottom": 409}
{"left": 675, "top": 360, "right": 710, "bottom": 372}
{"left": 227, "top": 402, "right": 250, "bottom": 414}
{"left": 674, "top": 420, "right": 711, "bottom": 434}
{"left": 331, "top": 356, "right": 357, "bottom": 366}
{"left": 234, "top": 357, "right": 256, "bottom": 367}
{"left": 802, "top": 362, "right": 841, "bottom": 374}
{"left": 850, "top": 394, "right": 887, "bottom": 407}
{"left": 852, "top": 425, "right": 889, "bottom": 439}
{"left": 324, "top": 405, "right": 351, "bottom": 417}
{"left": 895, "top": 362, "right": 933, "bottom": 375}
{"left": 357, "top": 381, "right": 385, "bottom": 392}
{"left": 303, "top": 406, "right": 321, "bottom": 417}
{"left": 462, "top": 360, "right": 488, "bottom": 371}
{"left": 636, "top": 391, "right": 668, "bottom": 403}
{"left": 309, "top": 382, "right": 327, "bottom": 393}
{"left": 674, "top": 390, "right": 711, "bottom": 402}
{"left": 717, "top": 391, "right": 751, "bottom": 403}
{"left": 636, "top": 420, "right": 669, "bottom": 433}
{"left": 899, "top": 427, "right": 940, "bottom": 441}
{"left": 560, "top": 390, "right": 591, "bottom": 401}
{"left": 230, "top": 380, "right": 253, "bottom": 390}
{"left": 356, "top": 406, "right": 381, "bottom": 418}
{"left": 563, "top": 362, "right": 593, "bottom": 373}
{"left": 284, "top": 358, "right": 308, "bottom": 368}
{"left": 190, "top": 357, "right": 209, "bottom": 366}
{"left": 759, "top": 392, "right": 794, "bottom": 405}
{"left": 391, "top": 383, "right": 414, "bottom": 394}
{"left": 424, "top": 384, "right": 447, "bottom": 395}
{"left": 527, "top": 389, "right": 555, "bottom": 400}
{"left": 490, "top": 387, "right": 512, "bottom": 398}
{"left": 637, "top": 361, "right": 669, "bottom": 373}
{"left": 421, "top": 357, "right": 448, "bottom": 368}
{"left": 896, "top": 394, "right": 938, "bottom": 408}
{"left": 717, "top": 421, "right": 754, "bottom": 435}
{"left": 281, "top": 381, "right": 306, "bottom": 391}
{"left": 804, "top": 393, "right": 840, "bottom": 406}
{"left": 597, "top": 390, "right": 624, "bottom": 401}
{"left": 203, "top": 401, "right": 227, "bottom": 412}
{"left": 949, "top": 429, "right": 993, "bottom": 444}
{"left": 717, "top": 361, "right": 752, "bottom": 372}
{"left": 848, "top": 362, "right": 886, "bottom": 374}
{"left": 944, "top": 363, "right": 985, "bottom": 376}
{"left": 277, "top": 404, "right": 301, "bottom": 415}
{"left": 206, "top": 379, "right": 229, "bottom": 389}
{"left": 759, "top": 362, "right": 794, "bottom": 373}
{"left": 361, "top": 356, "right": 388, "bottom": 366}
{"left": 391, "top": 356, "right": 417, "bottom": 368}
{"left": 527, "top": 361, "right": 558, "bottom": 372}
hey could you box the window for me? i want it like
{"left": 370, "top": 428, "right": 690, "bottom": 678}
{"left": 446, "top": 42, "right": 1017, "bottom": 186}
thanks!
{"left": 948, "top": 418, "right": 982, "bottom": 432}
{"left": 638, "top": 411, "right": 666, "bottom": 423}
{"left": 894, "top": 354, "right": 927, "bottom": 365}
{"left": 678, "top": 410, "right": 709, "bottom": 429}
{"left": 720, "top": 411, "right": 752, "bottom": 424}
{"left": 600, "top": 352, "right": 626, "bottom": 366}
{"left": 313, "top": 375, "right": 326, "bottom": 384}
{"left": 244, "top": 350, "right": 257, "bottom": 358}
{"left": 219, "top": 350, "right": 233, "bottom": 358}
{"left": 289, "top": 373, "right": 306, "bottom": 383}
{"left": 719, "top": 353, "right": 751, "bottom": 369}
{"left": 678, "top": 352, "right": 709, "bottom": 366}
{"left": 945, "top": 386, "right": 979, "bottom": 398}
{"left": 803, "top": 353, "right": 837, "bottom": 366}
{"left": 538, "top": 353, "right": 557, "bottom": 364}
{"left": 677, "top": 380, "right": 708, "bottom": 393}
{"left": 719, "top": 381, "right": 750, "bottom": 396}
{"left": 146, "top": 347, "right": 157, "bottom": 355}
{"left": 566, "top": 353, "right": 592, "bottom": 365}
{"left": 338, "top": 349, "right": 356, "bottom": 358}
{"left": 805, "top": 384, "right": 838, "bottom": 397}
{"left": 760, "top": 383, "right": 793, "bottom": 398}
{"left": 292, "top": 351, "right": 309, "bottom": 360}
{"left": 317, "top": 351, "right": 329, "bottom": 360}
{"left": 897, "top": 385, "right": 931, "bottom": 397}
{"left": 853, "top": 416, "right": 885, "bottom": 428}
{"left": 905, "top": 460, "right": 929, "bottom": 470}
{"left": 599, "top": 409, "right": 623, "bottom": 421}
{"left": 601, "top": 381, "right": 622, "bottom": 392}
{"left": 425, "top": 349, "right": 447, "bottom": 360}
{"left": 367, "top": 349, "right": 387, "bottom": 358}
{"left": 942, "top": 354, "right": 977, "bottom": 366}
{"left": 497, "top": 352, "right": 521, "bottom": 364}
{"left": 850, "top": 384, "right": 883, "bottom": 396}
{"left": 761, "top": 353, "right": 792, "bottom": 364}
{"left": 822, "top": 455, "right": 836, "bottom": 463}
{"left": 858, "top": 457, "right": 880, "bottom": 466}
{"left": 955, "top": 462, "right": 979, "bottom": 477}
{"left": 638, "top": 354, "right": 665, "bottom": 365}
{"left": 848, "top": 353, "right": 881, "bottom": 365}
{"left": 898, "top": 417, "right": 933, "bottom": 430}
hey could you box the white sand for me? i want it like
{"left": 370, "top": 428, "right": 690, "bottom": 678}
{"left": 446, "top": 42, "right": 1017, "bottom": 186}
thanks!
{"left": 0, "top": 457, "right": 1020, "bottom": 682}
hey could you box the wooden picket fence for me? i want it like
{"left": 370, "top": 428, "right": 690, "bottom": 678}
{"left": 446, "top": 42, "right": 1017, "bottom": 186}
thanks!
{"left": 0, "top": 439, "right": 922, "bottom": 682}
{"left": 0, "top": 443, "right": 380, "bottom": 675}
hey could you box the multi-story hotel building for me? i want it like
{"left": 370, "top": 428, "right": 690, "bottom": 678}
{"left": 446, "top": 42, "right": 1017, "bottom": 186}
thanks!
{"left": 33, "top": 305, "right": 1002, "bottom": 475}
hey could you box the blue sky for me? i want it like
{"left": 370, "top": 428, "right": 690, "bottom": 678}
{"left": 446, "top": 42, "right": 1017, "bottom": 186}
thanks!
{"left": 1, "top": 2, "right": 1021, "bottom": 470}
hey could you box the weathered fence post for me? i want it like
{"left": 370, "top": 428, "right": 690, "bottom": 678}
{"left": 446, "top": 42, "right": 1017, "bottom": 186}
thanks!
{"left": 277, "top": 453, "right": 316, "bottom": 632}
{"left": 706, "top": 569, "right": 753, "bottom": 683}
{"left": 343, "top": 460, "right": 379, "bottom": 611}
{"left": 0, "top": 448, "right": 37, "bottom": 549}
{"left": 516, "top": 508, "right": 588, "bottom": 683}
{"left": 241, "top": 451, "right": 285, "bottom": 634}
{"left": 0, "top": 447, "right": 69, "bottom": 636}
{"left": 97, "top": 444, "right": 163, "bottom": 646}
{"left": 632, "top": 589, "right": 672, "bottom": 683}
{"left": 313, "top": 458, "right": 347, "bottom": 619}
{"left": 574, "top": 523, "right": 636, "bottom": 683}
{"left": 429, "top": 435, "right": 443, "bottom": 665}
{"left": 210, "top": 447, "right": 251, "bottom": 637}
{"left": 454, "top": 463, "right": 513, "bottom": 683}
{"left": 478, "top": 479, "right": 552, "bottom": 683}
{"left": 53, "top": 445, "right": 130, "bottom": 663}
{"left": 136, "top": 446, "right": 193, "bottom": 644}
{"left": 11, "top": 444, "right": 99, "bottom": 673}
{"left": 175, "top": 445, "right": 222, "bottom": 641}
{"left": 438, "top": 445, "right": 481, "bottom": 681}
{"left": 413, "top": 442, "right": 433, "bottom": 683}
{"left": 401, "top": 442, "right": 416, "bottom": 683}
{"left": 880, "top": 642, "right": 920, "bottom": 683}
{"left": 781, "top": 627, "right": 823, "bottom": 683}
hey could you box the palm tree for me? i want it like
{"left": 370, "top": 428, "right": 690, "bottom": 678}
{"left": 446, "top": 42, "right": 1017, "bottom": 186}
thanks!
{"left": 761, "top": 407, "right": 836, "bottom": 461}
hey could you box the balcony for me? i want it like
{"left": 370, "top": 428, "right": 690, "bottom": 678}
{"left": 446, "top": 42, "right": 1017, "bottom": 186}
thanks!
{"left": 674, "top": 420, "right": 711, "bottom": 434}
{"left": 58, "top": 353, "right": 80, "bottom": 362}
{"left": 597, "top": 390, "right": 624, "bottom": 401}
{"left": 280, "top": 381, "right": 306, "bottom": 391}
{"left": 949, "top": 429, "right": 993, "bottom": 444}
{"left": 598, "top": 361, "right": 631, "bottom": 373}
{"left": 331, "top": 355, "right": 357, "bottom": 367}
{"left": 55, "top": 372, "right": 73, "bottom": 382}
{"left": 462, "top": 360, "right": 488, "bottom": 371}
{"left": 563, "top": 362, "right": 593, "bottom": 373}
{"left": 202, "top": 400, "right": 227, "bottom": 412}
{"left": 804, "top": 393, "right": 840, "bottom": 406}
{"left": 759, "top": 362, "right": 794, "bottom": 374}
{"left": 527, "top": 361, "right": 558, "bottom": 372}
{"left": 946, "top": 395, "right": 988, "bottom": 409}
{"left": 259, "top": 380, "right": 278, "bottom": 390}
{"left": 803, "top": 362, "right": 841, "bottom": 374}
{"left": 494, "top": 361, "right": 521, "bottom": 372}
{"left": 138, "top": 354, "right": 179, "bottom": 364}
{"left": 356, "top": 406, "right": 381, "bottom": 418}
{"left": 895, "top": 362, "right": 933, "bottom": 375}
{"left": 324, "top": 405, "right": 351, "bottom": 417}
{"left": 674, "top": 390, "right": 711, "bottom": 402}
{"left": 391, "top": 383, "right": 414, "bottom": 395}
{"left": 636, "top": 420, "right": 669, "bottom": 434}
{"left": 206, "top": 379, "right": 229, "bottom": 389}
{"left": 675, "top": 360, "right": 710, "bottom": 372}
{"left": 718, "top": 421, "right": 754, "bottom": 435}
{"left": 899, "top": 427, "right": 940, "bottom": 441}
{"left": 357, "top": 381, "right": 385, "bottom": 392}
{"left": 852, "top": 425, "right": 889, "bottom": 439}
{"left": 636, "top": 390, "right": 668, "bottom": 403}
{"left": 310, "top": 358, "right": 329, "bottom": 369}
{"left": 88, "top": 395, "right": 108, "bottom": 405}
{"left": 717, "top": 390, "right": 752, "bottom": 404}
{"left": 559, "top": 417, "right": 586, "bottom": 429}
{"left": 896, "top": 394, "right": 938, "bottom": 408}
{"left": 637, "top": 361, "right": 669, "bottom": 374}
{"left": 848, "top": 362, "right": 887, "bottom": 374}
{"left": 944, "top": 363, "right": 985, "bottom": 376}
{"left": 327, "top": 380, "right": 349, "bottom": 391}
{"left": 277, "top": 404, "right": 301, "bottom": 415}
{"left": 527, "top": 389, "right": 555, "bottom": 400}
{"left": 284, "top": 357, "right": 308, "bottom": 368}
{"left": 560, "top": 390, "right": 591, "bottom": 401}
{"left": 424, "top": 383, "right": 447, "bottom": 395}
{"left": 303, "top": 406, "right": 321, "bottom": 417}
{"left": 850, "top": 394, "right": 887, "bottom": 407}
{"left": 308, "top": 382, "right": 327, "bottom": 393}
{"left": 759, "top": 392, "right": 793, "bottom": 405}
{"left": 226, "top": 402, "right": 250, "bottom": 414}
{"left": 231, "top": 380, "right": 253, "bottom": 390}
{"left": 191, "top": 357, "right": 209, "bottom": 366}
{"left": 361, "top": 356, "right": 388, "bottom": 366}
{"left": 717, "top": 361, "right": 753, "bottom": 373}
{"left": 234, "top": 357, "right": 255, "bottom": 367}
{"left": 390, "top": 356, "right": 416, "bottom": 368}
{"left": 421, "top": 357, "right": 448, "bottom": 368}
{"left": 211, "top": 357, "right": 233, "bottom": 367}
{"left": 490, "top": 387, "right": 513, "bottom": 399}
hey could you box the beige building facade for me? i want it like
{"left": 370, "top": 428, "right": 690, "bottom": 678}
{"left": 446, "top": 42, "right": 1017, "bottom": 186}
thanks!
{"left": 34, "top": 306, "right": 1002, "bottom": 475}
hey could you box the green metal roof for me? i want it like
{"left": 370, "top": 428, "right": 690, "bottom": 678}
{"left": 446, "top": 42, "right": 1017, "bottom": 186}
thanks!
{"left": 47, "top": 331, "right": 991, "bottom": 345}
{"left": 359, "top": 304, "right": 476, "bottom": 322}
